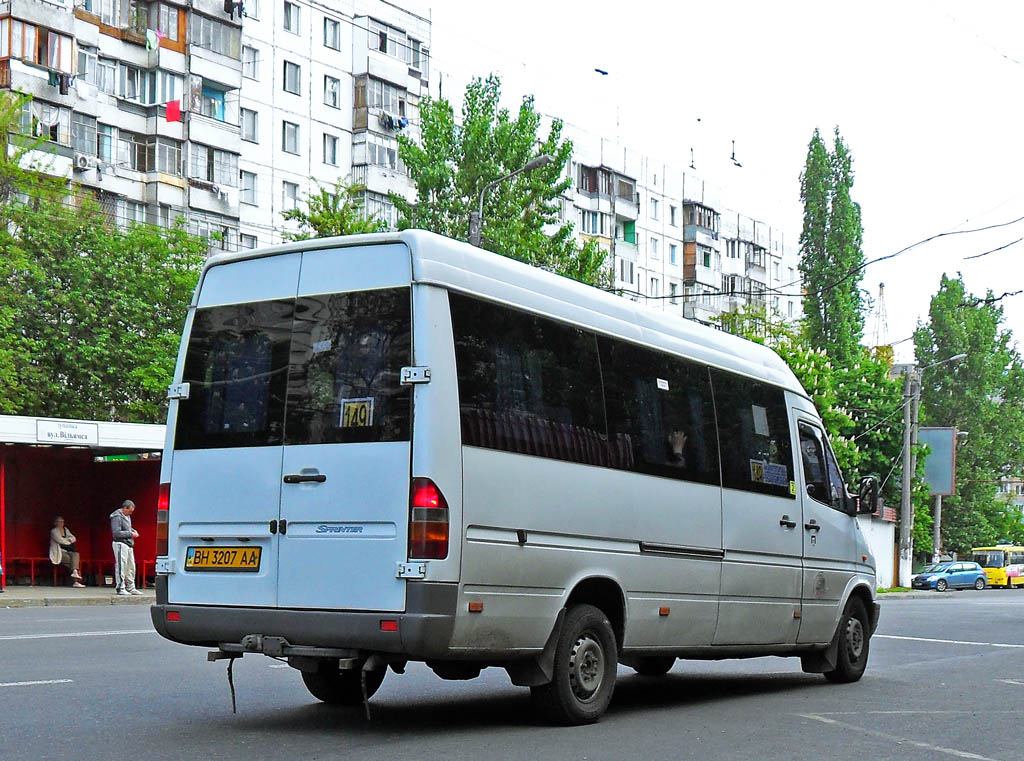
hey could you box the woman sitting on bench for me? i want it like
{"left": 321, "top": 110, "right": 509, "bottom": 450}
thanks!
{"left": 49, "top": 516, "right": 85, "bottom": 588}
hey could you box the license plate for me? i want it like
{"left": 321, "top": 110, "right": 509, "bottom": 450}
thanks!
{"left": 185, "top": 546, "right": 261, "bottom": 572}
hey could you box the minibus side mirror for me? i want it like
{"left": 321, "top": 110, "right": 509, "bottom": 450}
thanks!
{"left": 857, "top": 476, "right": 880, "bottom": 515}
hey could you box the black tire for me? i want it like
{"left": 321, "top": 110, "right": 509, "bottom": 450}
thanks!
{"left": 824, "top": 597, "right": 870, "bottom": 684}
{"left": 531, "top": 604, "right": 618, "bottom": 725}
{"left": 301, "top": 660, "right": 385, "bottom": 706}
{"left": 975, "top": 578, "right": 986, "bottom": 590}
{"left": 936, "top": 579, "right": 948, "bottom": 592}
{"left": 629, "top": 656, "right": 676, "bottom": 676}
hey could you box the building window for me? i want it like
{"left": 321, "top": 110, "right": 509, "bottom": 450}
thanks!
{"left": 97, "top": 58, "right": 117, "bottom": 94}
{"left": 240, "top": 109, "right": 258, "bottom": 142}
{"left": 77, "top": 47, "right": 97, "bottom": 86}
{"left": 97, "top": 124, "right": 115, "bottom": 162}
{"left": 650, "top": 198, "right": 659, "bottom": 220}
{"left": 788, "top": 301, "right": 794, "bottom": 318}
{"left": 71, "top": 113, "right": 97, "bottom": 155}
{"left": 190, "top": 144, "right": 239, "bottom": 186}
{"left": 240, "top": 233, "right": 258, "bottom": 249}
{"left": 152, "top": 137, "right": 181, "bottom": 175}
{"left": 189, "top": 14, "right": 241, "bottom": 58}
{"left": 650, "top": 237, "right": 659, "bottom": 259}
{"left": 120, "top": 64, "right": 141, "bottom": 100}
{"left": 283, "top": 61, "right": 301, "bottom": 94}
{"left": 243, "top": 0, "right": 259, "bottom": 19}
{"left": 240, "top": 170, "right": 257, "bottom": 204}
{"left": 369, "top": 18, "right": 409, "bottom": 63}
{"left": 283, "top": 180, "right": 299, "bottom": 211}
{"left": 323, "top": 133, "right": 338, "bottom": 165}
{"left": 650, "top": 277, "right": 659, "bottom": 297}
{"left": 324, "top": 75, "right": 340, "bottom": 108}
{"left": 151, "top": 3, "right": 180, "bottom": 42}
{"left": 365, "top": 134, "right": 398, "bottom": 169}
{"left": 355, "top": 77, "right": 406, "bottom": 115}
{"left": 669, "top": 243, "right": 677, "bottom": 265}
{"left": 242, "top": 46, "right": 259, "bottom": 79}
{"left": 199, "top": 86, "right": 226, "bottom": 121}
{"left": 670, "top": 205, "right": 677, "bottom": 226}
{"left": 364, "top": 190, "right": 396, "bottom": 229}
{"left": 116, "top": 199, "right": 147, "bottom": 229}
{"left": 324, "top": 17, "right": 341, "bottom": 49}
{"left": 282, "top": 121, "right": 299, "bottom": 154}
{"left": 670, "top": 282, "right": 678, "bottom": 304}
{"left": 283, "top": 1, "right": 299, "bottom": 33}
{"left": 410, "top": 38, "right": 427, "bottom": 75}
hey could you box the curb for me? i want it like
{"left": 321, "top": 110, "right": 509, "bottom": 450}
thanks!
{"left": 0, "top": 595, "right": 155, "bottom": 609}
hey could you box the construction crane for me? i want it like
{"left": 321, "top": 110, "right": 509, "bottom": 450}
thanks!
{"left": 871, "top": 282, "right": 894, "bottom": 365}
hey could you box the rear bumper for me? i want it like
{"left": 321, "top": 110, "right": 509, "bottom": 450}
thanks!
{"left": 150, "top": 576, "right": 458, "bottom": 660}
{"left": 870, "top": 602, "right": 881, "bottom": 635}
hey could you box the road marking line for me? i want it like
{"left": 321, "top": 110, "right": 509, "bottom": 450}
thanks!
{"left": 876, "top": 634, "right": 1024, "bottom": 648}
{"left": 269, "top": 664, "right": 290, "bottom": 669}
{"left": 0, "top": 679, "right": 74, "bottom": 688}
{"left": 997, "top": 678, "right": 1024, "bottom": 686}
{"left": 799, "top": 714, "right": 1002, "bottom": 761}
{"left": 0, "top": 629, "right": 154, "bottom": 642}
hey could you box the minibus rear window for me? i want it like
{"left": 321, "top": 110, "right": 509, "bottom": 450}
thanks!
{"left": 175, "top": 299, "right": 293, "bottom": 450}
{"left": 285, "top": 287, "right": 411, "bottom": 444}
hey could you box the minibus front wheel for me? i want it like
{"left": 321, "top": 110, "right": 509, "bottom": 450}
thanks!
{"left": 824, "top": 597, "right": 870, "bottom": 684}
{"left": 531, "top": 604, "right": 618, "bottom": 725}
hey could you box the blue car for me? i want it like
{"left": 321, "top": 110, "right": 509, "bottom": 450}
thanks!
{"left": 911, "top": 561, "right": 987, "bottom": 591}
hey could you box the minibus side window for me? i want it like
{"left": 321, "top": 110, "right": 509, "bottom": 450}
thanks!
{"left": 450, "top": 293, "right": 608, "bottom": 466}
{"left": 285, "top": 288, "right": 411, "bottom": 444}
{"left": 598, "top": 336, "right": 719, "bottom": 484}
{"left": 712, "top": 370, "right": 794, "bottom": 499}
{"left": 175, "top": 299, "right": 293, "bottom": 450}
{"left": 798, "top": 423, "right": 831, "bottom": 506}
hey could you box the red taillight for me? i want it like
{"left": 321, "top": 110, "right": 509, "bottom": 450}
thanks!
{"left": 156, "top": 482, "right": 170, "bottom": 557}
{"left": 409, "top": 477, "right": 449, "bottom": 560}
{"left": 166, "top": 610, "right": 180, "bottom": 622}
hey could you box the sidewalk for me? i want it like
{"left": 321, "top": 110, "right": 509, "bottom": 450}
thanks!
{"left": 0, "top": 584, "right": 155, "bottom": 608}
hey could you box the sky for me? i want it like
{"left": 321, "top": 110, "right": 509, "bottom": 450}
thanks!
{"left": 421, "top": 0, "right": 1024, "bottom": 362}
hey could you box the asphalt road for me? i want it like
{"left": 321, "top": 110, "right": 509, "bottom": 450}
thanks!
{"left": 2, "top": 590, "right": 1024, "bottom": 761}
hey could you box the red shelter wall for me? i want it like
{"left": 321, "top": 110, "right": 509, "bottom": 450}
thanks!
{"left": 1, "top": 446, "right": 159, "bottom": 581}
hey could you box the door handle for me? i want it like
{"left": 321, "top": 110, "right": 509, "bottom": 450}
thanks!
{"left": 804, "top": 520, "right": 821, "bottom": 532}
{"left": 279, "top": 519, "right": 287, "bottom": 535}
{"left": 779, "top": 515, "right": 797, "bottom": 529}
{"left": 269, "top": 519, "right": 277, "bottom": 535}
{"left": 283, "top": 473, "right": 326, "bottom": 484}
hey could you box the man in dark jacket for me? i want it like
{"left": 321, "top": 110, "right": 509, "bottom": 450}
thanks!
{"left": 110, "top": 500, "right": 141, "bottom": 596}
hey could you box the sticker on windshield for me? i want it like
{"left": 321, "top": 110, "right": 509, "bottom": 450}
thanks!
{"left": 340, "top": 397, "right": 374, "bottom": 428}
{"left": 750, "top": 459, "right": 766, "bottom": 483}
{"left": 763, "top": 463, "right": 789, "bottom": 487}
{"left": 656, "top": 378, "right": 669, "bottom": 391}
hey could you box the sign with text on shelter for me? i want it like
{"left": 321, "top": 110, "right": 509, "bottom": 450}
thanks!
{"left": 919, "top": 427, "right": 957, "bottom": 496}
{"left": 35, "top": 420, "right": 99, "bottom": 446}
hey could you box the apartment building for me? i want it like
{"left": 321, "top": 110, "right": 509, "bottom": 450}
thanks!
{"left": 0, "top": 0, "right": 243, "bottom": 248}
{"left": 998, "top": 477, "right": 1024, "bottom": 522}
{"left": 563, "top": 128, "right": 802, "bottom": 326}
{"left": 236, "top": 0, "right": 429, "bottom": 248}
{"left": 0, "top": 0, "right": 429, "bottom": 252}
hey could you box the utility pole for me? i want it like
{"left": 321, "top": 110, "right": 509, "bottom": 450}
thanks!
{"left": 932, "top": 494, "right": 943, "bottom": 563}
{"left": 898, "top": 366, "right": 919, "bottom": 588}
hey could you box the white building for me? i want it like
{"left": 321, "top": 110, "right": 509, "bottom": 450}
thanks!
{"left": 235, "top": 0, "right": 430, "bottom": 248}
{"left": 562, "top": 128, "right": 802, "bottom": 327}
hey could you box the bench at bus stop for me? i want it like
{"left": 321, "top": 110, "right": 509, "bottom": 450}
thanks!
{"left": 2, "top": 556, "right": 155, "bottom": 588}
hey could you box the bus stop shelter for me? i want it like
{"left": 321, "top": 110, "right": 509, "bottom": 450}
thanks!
{"left": 0, "top": 415, "right": 164, "bottom": 590}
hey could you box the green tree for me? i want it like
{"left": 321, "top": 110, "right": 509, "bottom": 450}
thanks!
{"left": 914, "top": 274, "right": 1024, "bottom": 552}
{"left": 1, "top": 195, "right": 207, "bottom": 422}
{"left": 798, "top": 127, "right": 866, "bottom": 367}
{"left": 281, "top": 178, "right": 386, "bottom": 240}
{"left": 393, "top": 74, "right": 607, "bottom": 286}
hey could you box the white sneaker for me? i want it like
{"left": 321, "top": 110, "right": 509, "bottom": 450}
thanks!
{"left": 116, "top": 589, "right": 131, "bottom": 596}
{"left": 128, "top": 589, "right": 144, "bottom": 596}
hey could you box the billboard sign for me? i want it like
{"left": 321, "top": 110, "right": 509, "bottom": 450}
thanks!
{"left": 919, "top": 427, "right": 957, "bottom": 496}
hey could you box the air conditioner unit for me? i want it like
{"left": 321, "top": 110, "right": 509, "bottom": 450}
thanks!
{"left": 73, "top": 153, "right": 96, "bottom": 171}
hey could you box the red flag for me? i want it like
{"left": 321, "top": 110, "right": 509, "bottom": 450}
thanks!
{"left": 166, "top": 100, "right": 181, "bottom": 122}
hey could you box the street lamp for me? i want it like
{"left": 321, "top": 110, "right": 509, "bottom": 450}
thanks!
{"left": 468, "top": 154, "right": 555, "bottom": 248}
{"left": 897, "top": 352, "right": 967, "bottom": 586}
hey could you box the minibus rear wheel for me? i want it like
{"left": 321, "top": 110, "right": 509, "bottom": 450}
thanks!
{"left": 824, "top": 597, "right": 869, "bottom": 684}
{"left": 531, "top": 604, "right": 618, "bottom": 725}
{"left": 301, "top": 659, "right": 386, "bottom": 705}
